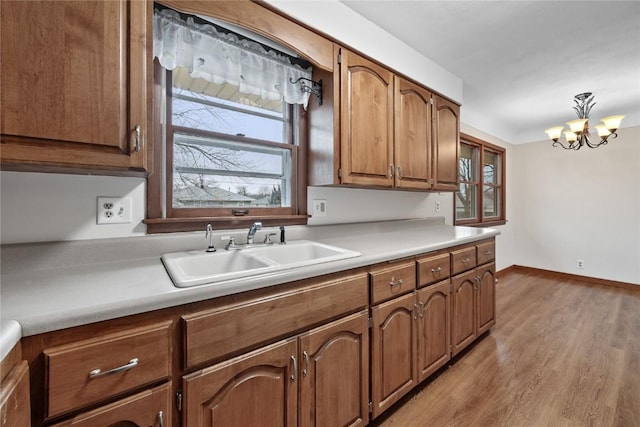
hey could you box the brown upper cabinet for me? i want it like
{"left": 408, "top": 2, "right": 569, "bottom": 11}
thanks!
{"left": 0, "top": 0, "right": 151, "bottom": 175}
{"left": 310, "top": 47, "right": 460, "bottom": 191}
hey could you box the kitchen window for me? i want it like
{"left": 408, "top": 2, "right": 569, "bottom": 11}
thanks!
{"left": 146, "top": 7, "right": 311, "bottom": 233}
{"left": 455, "top": 133, "right": 506, "bottom": 226}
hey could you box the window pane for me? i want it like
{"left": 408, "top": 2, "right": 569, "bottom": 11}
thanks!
{"left": 459, "top": 143, "right": 477, "bottom": 182}
{"left": 483, "top": 150, "right": 500, "bottom": 184}
{"left": 172, "top": 92, "right": 285, "bottom": 143}
{"left": 456, "top": 183, "right": 477, "bottom": 220}
{"left": 172, "top": 134, "right": 291, "bottom": 209}
{"left": 483, "top": 185, "right": 499, "bottom": 218}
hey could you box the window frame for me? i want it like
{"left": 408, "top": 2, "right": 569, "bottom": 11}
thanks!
{"left": 145, "top": 63, "right": 309, "bottom": 234}
{"left": 454, "top": 133, "right": 506, "bottom": 227}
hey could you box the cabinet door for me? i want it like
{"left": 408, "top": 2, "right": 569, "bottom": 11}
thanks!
{"left": 0, "top": 360, "right": 30, "bottom": 427}
{"left": 394, "top": 77, "right": 431, "bottom": 190}
{"left": 51, "top": 382, "right": 170, "bottom": 427}
{"left": 451, "top": 269, "right": 477, "bottom": 356}
{"left": 432, "top": 95, "right": 460, "bottom": 191}
{"left": 299, "top": 311, "right": 369, "bottom": 427}
{"left": 477, "top": 262, "right": 496, "bottom": 335}
{"left": 416, "top": 281, "right": 451, "bottom": 382}
{"left": 183, "top": 338, "right": 298, "bottom": 427}
{"left": 370, "top": 293, "right": 417, "bottom": 419}
{"left": 339, "top": 48, "right": 394, "bottom": 187}
{"left": 0, "top": 0, "right": 149, "bottom": 173}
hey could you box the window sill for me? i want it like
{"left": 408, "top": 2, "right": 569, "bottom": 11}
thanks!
{"left": 144, "top": 215, "right": 309, "bottom": 234}
{"left": 455, "top": 219, "right": 507, "bottom": 228}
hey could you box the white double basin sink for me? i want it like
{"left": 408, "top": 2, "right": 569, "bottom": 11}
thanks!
{"left": 162, "top": 240, "right": 361, "bottom": 287}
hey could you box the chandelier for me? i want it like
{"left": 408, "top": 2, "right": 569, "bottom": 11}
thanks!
{"left": 544, "top": 92, "right": 625, "bottom": 150}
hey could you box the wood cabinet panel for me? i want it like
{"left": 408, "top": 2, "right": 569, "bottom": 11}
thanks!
{"left": 433, "top": 95, "right": 460, "bottom": 191}
{"left": 451, "top": 246, "right": 477, "bottom": 275}
{"left": 477, "top": 240, "right": 496, "bottom": 265}
{"left": 44, "top": 321, "right": 171, "bottom": 417}
{"left": 477, "top": 262, "right": 496, "bottom": 335}
{"left": 183, "top": 273, "right": 368, "bottom": 368}
{"left": 370, "top": 261, "right": 416, "bottom": 305}
{"left": 417, "top": 252, "right": 451, "bottom": 287}
{"left": 50, "top": 382, "right": 170, "bottom": 427}
{"left": 451, "top": 270, "right": 477, "bottom": 356}
{"left": 340, "top": 49, "right": 394, "bottom": 187}
{"left": 416, "top": 280, "right": 451, "bottom": 381}
{"left": 0, "top": 360, "right": 30, "bottom": 427}
{"left": 299, "top": 311, "right": 369, "bottom": 427}
{"left": 0, "top": 0, "right": 149, "bottom": 174}
{"left": 370, "top": 293, "right": 417, "bottom": 419}
{"left": 183, "top": 338, "right": 298, "bottom": 427}
{"left": 394, "top": 77, "right": 431, "bottom": 190}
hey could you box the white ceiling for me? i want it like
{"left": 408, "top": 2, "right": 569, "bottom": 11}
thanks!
{"left": 341, "top": 1, "right": 640, "bottom": 144}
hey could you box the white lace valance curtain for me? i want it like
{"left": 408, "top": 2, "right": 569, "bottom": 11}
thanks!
{"left": 153, "top": 8, "right": 312, "bottom": 107}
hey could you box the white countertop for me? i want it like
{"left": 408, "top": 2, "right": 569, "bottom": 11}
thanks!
{"left": 0, "top": 218, "right": 499, "bottom": 350}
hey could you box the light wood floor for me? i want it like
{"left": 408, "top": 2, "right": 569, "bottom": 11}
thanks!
{"left": 373, "top": 268, "right": 640, "bottom": 427}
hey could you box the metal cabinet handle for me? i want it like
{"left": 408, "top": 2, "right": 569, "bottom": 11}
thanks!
{"left": 483, "top": 250, "right": 493, "bottom": 255}
{"left": 388, "top": 164, "right": 395, "bottom": 179}
{"left": 414, "top": 304, "right": 419, "bottom": 320}
{"left": 132, "top": 124, "right": 141, "bottom": 152}
{"left": 302, "top": 351, "right": 309, "bottom": 377}
{"left": 389, "top": 277, "right": 403, "bottom": 287}
{"left": 431, "top": 266, "right": 442, "bottom": 274}
{"left": 89, "top": 358, "right": 138, "bottom": 379}
{"left": 290, "top": 355, "right": 297, "bottom": 381}
{"left": 396, "top": 166, "right": 402, "bottom": 179}
{"left": 157, "top": 411, "right": 164, "bottom": 427}
{"left": 461, "top": 257, "right": 470, "bottom": 264}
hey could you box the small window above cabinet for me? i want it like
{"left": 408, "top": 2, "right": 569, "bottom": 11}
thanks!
{"left": 308, "top": 47, "right": 460, "bottom": 192}
{"left": 0, "top": 0, "right": 151, "bottom": 176}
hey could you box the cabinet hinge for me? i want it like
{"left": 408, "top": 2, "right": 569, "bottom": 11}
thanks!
{"left": 368, "top": 401, "right": 373, "bottom": 413}
{"left": 176, "top": 390, "right": 183, "bottom": 412}
{"left": 368, "top": 317, "right": 373, "bottom": 329}
{"left": 337, "top": 53, "right": 342, "bottom": 64}
{"left": 430, "top": 97, "right": 434, "bottom": 105}
{"left": 338, "top": 168, "right": 342, "bottom": 178}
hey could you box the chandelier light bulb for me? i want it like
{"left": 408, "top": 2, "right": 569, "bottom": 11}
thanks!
{"left": 600, "top": 115, "right": 625, "bottom": 131}
{"left": 566, "top": 118, "right": 588, "bottom": 134}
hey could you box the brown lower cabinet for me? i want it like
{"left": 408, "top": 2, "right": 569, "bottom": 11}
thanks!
{"left": 183, "top": 311, "right": 369, "bottom": 427}
{"left": 0, "top": 359, "right": 30, "bottom": 427}
{"left": 20, "top": 238, "right": 496, "bottom": 426}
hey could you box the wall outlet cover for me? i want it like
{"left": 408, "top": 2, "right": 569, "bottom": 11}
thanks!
{"left": 97, "top": 197, "right": 132, "bottom": 224}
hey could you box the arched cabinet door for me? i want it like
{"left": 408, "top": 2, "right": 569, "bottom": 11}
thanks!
{"left": 433, "top": 95, "right": 460, "bottom": 191}
{"left": 370, "top": 293, "right": 417, "bottom": 419}
{"left": 451, "top": 269, "right": 478, "bottom": 356}
{"left": 339, "top": 48, "right": 395, "bottom": 187}
{"left": 477, "top": 262, "right": 496, "bottom": 335}
{"left": 298, "top": 311, "right": 369, "bottom": 427}
{"left": 51, "top": 383, "right": 171, "bottom": 427}
{"left": 182, "top": 338, "right": 298, "bottom": 427}
{"left": 416, "top": 280, "right": 451, "bottom": 382}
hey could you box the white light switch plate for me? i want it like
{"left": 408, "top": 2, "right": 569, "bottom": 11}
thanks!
{"left": 97, "top": 197, "right": 132, "bottom": 224}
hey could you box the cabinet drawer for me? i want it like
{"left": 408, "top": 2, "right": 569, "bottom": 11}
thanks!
{"left": 416, "top": 253, "right": 451, "bottom": 287}
{"left": 451, "top": 246, "right": 477, "bottom": 275}
{"left": 44, "top": 321, "right": 171, "bottom": 418}
{"left": 183, "top": 272, "right": 368, "bottom": 368}
{"left": 477, "top": 240, "right": 495, "bottom": 265}
{"left": 370, "top": 261, "right": 416, "bottom": 304}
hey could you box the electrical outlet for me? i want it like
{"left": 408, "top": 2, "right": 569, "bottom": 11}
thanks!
{"left": 312, "top": 199, "right": 327, "bottom": 217}
{"left": 435, "top": 201, "right": 441, "bottom": 213}
{"left": 577, "top": 259, "right": 584, "bottom": 269}
{"left": 97, "top": 197, "right": 132, "bottom": 224}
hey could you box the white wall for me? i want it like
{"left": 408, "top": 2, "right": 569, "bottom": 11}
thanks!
{"left": 513, "top": 126, "right": 640, "bottom": 284}
{"left": 263, "top": 0, "right": 462, "bottom": 103}
{"left": 0, "top": 172, "right": 146, "bottom": 244}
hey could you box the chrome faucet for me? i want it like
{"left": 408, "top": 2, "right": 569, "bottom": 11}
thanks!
{"left": 247, "top": 222, "right": 262, "bottom": 244}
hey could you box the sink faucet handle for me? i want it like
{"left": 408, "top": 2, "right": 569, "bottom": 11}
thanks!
{"left": 263, "top": 232, "right": 278, "bottom": 244}
{"left": 221, "top": 236, "right": 237, "bottom": 251}
{"left": 205, "top": 223, "right": 216, "bottom": 252}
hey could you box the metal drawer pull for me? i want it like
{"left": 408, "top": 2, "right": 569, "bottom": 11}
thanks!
{"left": 431, "top": 267, "right": 442, "bottom": 273}
{"left": 158, "top": 411, "right": 164, "bottom": 427}
{"left": 483, "top": 250, "right": 493, "bottom": 255}
{"left": 389, "top": 278, "right": 403, "bottom": 287}
{"left": 461, "top": 257, "right": 470, "bottom": 263}
{"left": 89, "top": 358, "right": 138, "bottom": 379}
